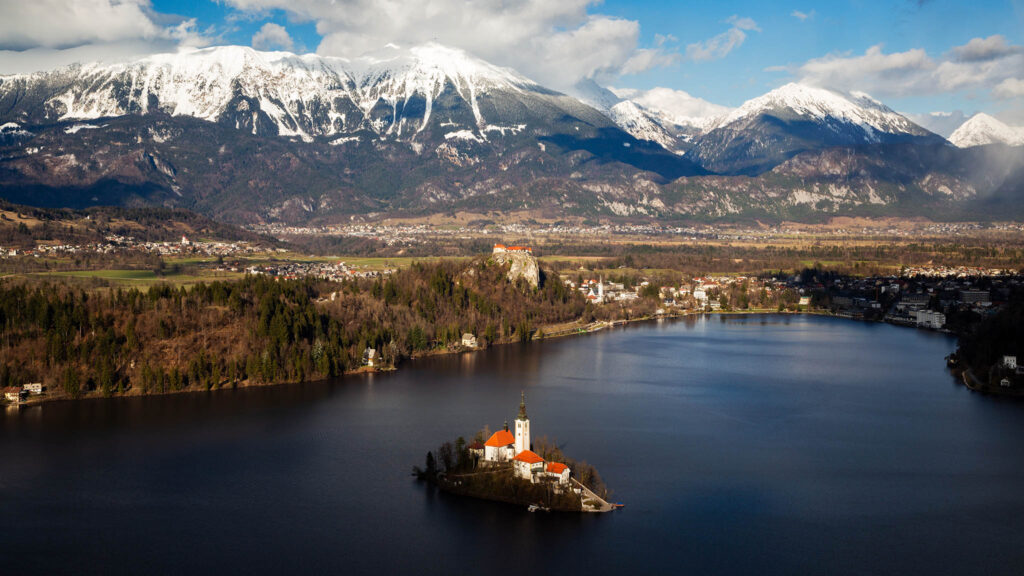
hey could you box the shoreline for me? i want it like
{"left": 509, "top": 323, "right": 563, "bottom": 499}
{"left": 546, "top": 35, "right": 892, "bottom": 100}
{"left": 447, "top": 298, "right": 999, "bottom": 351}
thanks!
{"left": 2, "top": 308, "right": 954, "bottom": 408}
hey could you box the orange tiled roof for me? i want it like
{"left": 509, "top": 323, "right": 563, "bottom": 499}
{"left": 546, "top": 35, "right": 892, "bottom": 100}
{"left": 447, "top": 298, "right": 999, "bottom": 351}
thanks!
{"left": 513, "top": 450, "right": 544, "bottom": 464}
{"left": 546, "top": 462, "right": 568, "bottom": 474}
{"left": 484, "top": 430, "right": 515, "bottom": 447}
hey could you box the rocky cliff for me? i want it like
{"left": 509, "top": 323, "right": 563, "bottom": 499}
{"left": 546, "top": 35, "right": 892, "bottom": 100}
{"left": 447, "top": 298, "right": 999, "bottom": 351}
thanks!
{"left": 492, "top": 249, "right": 540, "bottom": 288}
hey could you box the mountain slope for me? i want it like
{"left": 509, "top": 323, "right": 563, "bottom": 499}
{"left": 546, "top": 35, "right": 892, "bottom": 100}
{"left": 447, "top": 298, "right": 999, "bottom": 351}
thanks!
{"left": 0, "top": 49, "right": 1018, "bottom": 223}
{"left": 949, "top": 113, "right": 1024, "bottom": 148}
{"left": 0, "top": 44, "right": 705, "bottom": 222}
{"left": 604, "top": 87, "right": 729, "bottom": 154}
{"left": 690, "top": 83, "right": 942, "bottom": 175}
{"left": 0, "top": 44, "right": 591, "bottom": 141}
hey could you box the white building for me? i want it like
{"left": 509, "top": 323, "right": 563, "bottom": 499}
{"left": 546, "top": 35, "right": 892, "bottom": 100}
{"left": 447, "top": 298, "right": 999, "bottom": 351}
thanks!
{"left": 482, "top": 394, "right": 571, "bottom": 485}
{"left": 1004, "top": 356, "right": 1017, "bottom": 370}
{"left": 513, "top": 450, "right": 545, "bottom": 480}
{"left": 461, "top": 333, "right": 478, "bottom": 348}
{"left": 22, "top": 382, "right": 43, "bottom": 395}
{"left": 3, "top": 387, "right": 24, "bottom": 403}
{"left": 514, "top": 392, "right": 530, "bottom": 455}
{"left": 914, "top": 309, "right": 946, "bottom": 330}
{"left": 544, "top": 462, "right": 571, "bottom": 486}
{"left": 363, "top": 347, "right": 377, "bottom": 367}
{"left": 483, "top": 427, "right": 515, "bottom": 462}
{"left": 693, "top": 288, "right": 708, "bottom": 304}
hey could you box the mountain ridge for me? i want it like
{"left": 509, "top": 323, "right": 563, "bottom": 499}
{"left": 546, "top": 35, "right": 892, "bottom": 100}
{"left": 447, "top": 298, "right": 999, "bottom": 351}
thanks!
{"left": 0, "top": 45, "right": 1022, "bottom": 224}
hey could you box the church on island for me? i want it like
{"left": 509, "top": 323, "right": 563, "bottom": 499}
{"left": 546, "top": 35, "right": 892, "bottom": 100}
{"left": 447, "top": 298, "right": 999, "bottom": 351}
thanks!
{"left": 477, "top": 393, "right": 571, "bottom": 486}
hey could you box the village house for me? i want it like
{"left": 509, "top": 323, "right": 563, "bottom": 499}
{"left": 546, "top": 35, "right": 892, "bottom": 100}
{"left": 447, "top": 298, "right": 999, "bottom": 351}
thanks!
{"left": 1004, "top": 356, "right": 1017, "bottom": 370}
{"left": 544, "top": 462, "right": 571, "bottom": 485}
{"left": 4, "top": 386, "right": 25, "bottom": 404}
{"left": 362, "top": 347, "right": 377, "bottom": 368}
{"left": 22, "top": 382, "right": 43, "bottom": 395}
{"left": 513, "top": 450, "right": 546, "bottom": 479}
{"left": 461, "top": 333, "right": 478, "bottom": 348}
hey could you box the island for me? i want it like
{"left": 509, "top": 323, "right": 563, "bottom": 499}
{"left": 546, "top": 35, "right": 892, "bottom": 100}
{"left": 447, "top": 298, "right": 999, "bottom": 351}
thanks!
{"left": 415, "top": 393, "right": 615, "bottom": 512}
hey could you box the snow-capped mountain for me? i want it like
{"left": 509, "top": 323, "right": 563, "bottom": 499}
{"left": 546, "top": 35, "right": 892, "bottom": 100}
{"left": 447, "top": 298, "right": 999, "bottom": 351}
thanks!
{"left": 604, "top": 87, "right": 730, "bottom": 154}
{"left": 707, "top": 83, "right": 926, "bottom": 137}
{"left": 613, "top": 87, "right": 729, "bottom": 133}
{"left": 0, "top": 44, "right": 708, "bottom": 223}
{"left": 0, "top": 43, "right": 615, "bottom": 144}
{"left": 949, "top": 113, "right": 1024, "bottom": 148}
{"left": 1, "top": 47, "right": 1021, "bottom": 223}
{"left": 607, "top": 101, "right": 683, "bottom": 153}
{"left": 691, "top": 83, "right": 941, "bottom": 175}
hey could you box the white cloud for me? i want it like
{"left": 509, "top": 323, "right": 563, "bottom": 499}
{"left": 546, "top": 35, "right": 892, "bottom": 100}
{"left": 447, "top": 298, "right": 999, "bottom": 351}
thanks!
{"left": 950, "top": 34, "right": 1021, "bottom": 63}
{"left": 0, "top": 0, "right": 159, "bottom": 50}
{"left": 251, "top": 23, "right": 294, "bottom": 51}
{"left": 789, "top": 39, "right": 1024, "bottom": 102}
{"left": 791, "top": 10, "right": 815, "bottom": 22}
{"left": 726, "top": 16, "right": 760, "bottom": 31}
{"left": 685, "top": 16, "right": 759, "bottom": 62}
{"left": 993, "top": 78, "right": 1024, "bottom": 99}
{"left": 221, "top": 0, "right": 675, "bottom": 92}
{"left": 0, "top": 0, "right": 214, "bottom": 74}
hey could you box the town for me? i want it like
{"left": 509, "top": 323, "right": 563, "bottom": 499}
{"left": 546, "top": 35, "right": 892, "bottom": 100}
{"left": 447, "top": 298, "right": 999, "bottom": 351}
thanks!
{"left": 1, "top": 234, "right": 268, "bottom": 259}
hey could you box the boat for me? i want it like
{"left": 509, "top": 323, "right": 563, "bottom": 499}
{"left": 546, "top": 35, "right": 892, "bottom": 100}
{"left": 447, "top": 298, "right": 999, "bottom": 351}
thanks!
{"left": 527, "top": 504, "right": 550, "bottom": 512}
{"left": 612, "top": 503, "right": 625, "bottom": 509}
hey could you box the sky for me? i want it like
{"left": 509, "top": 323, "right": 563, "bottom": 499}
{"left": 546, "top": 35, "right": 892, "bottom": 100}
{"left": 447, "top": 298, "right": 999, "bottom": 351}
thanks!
{"left": 0, "top": 0, "right": 1022, "bottom": 133}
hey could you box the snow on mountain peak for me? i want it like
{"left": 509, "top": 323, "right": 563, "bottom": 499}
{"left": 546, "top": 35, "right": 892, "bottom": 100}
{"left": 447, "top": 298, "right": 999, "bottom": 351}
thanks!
{"left": 714, "top": 82, "right": 923, "bottom": 138}
{"left": 948, "top": 113, "right": 1024, "bottom": 148}
{"left": 612, "top": 87, "right": 731, "bottom": 131}
{"left": 2, "top": 43, "right": 545, "bottom": 141}
{"left": 608, "top": 100, "right": 681, "bottom": 153}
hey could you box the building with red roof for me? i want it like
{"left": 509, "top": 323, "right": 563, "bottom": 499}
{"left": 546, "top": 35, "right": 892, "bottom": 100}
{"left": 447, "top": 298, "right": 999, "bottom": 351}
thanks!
{"left": 513, "top": 449, "right": 546, "bottom": 479}
{"left": 484, "top": 428, "right": 516, "bottom": 462}
{"left": 545, "top": 462, "right": 571, "bottom": 485}
{"left": 479, "top": 393, "right": 572, "bottom": 486}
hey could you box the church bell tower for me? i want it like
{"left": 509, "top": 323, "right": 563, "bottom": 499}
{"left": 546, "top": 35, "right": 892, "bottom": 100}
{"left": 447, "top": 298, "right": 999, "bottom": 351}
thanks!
{"left": 514, "top": 391, "right": 530, "bottom": 454}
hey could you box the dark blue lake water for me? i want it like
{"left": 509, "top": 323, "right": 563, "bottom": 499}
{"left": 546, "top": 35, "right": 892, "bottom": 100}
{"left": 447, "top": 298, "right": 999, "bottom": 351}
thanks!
{"left": 2, "top": 315, "right": 1023, "bottom": 575}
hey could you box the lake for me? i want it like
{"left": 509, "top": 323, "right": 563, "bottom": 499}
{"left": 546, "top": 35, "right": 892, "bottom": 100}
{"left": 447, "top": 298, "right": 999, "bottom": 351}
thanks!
{"left": 2, "top": 315, "right": 1023, "bottom": 575}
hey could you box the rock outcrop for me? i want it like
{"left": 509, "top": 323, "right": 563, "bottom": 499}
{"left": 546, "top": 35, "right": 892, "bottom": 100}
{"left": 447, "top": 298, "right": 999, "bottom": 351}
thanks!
{"left": 492, "top": 248, "right": 540, "bottom": 288}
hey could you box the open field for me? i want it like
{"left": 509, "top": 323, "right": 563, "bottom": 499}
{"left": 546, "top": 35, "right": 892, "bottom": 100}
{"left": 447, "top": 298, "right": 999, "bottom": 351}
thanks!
{"left": 10, "top": 268, "right": 245, "bottom": 289}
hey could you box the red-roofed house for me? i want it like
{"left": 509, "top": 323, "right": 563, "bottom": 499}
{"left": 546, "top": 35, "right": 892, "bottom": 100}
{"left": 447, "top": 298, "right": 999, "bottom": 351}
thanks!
{"left": 484, "top": 428, "right": 516, "bottom": 462}
{"left": 513, "top": 450, "right": 545, "bottom": 479}
{"left": 545, "top": 462, "right": 571, "bottom": 485}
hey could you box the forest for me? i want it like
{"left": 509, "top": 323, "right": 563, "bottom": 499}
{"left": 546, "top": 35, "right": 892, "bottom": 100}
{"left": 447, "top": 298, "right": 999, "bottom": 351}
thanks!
{"left": 954, "top": 289, "right": 1024, "bottom": 385}
{"left": 0, "top": 258, "right": 587, "bottom": 399}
